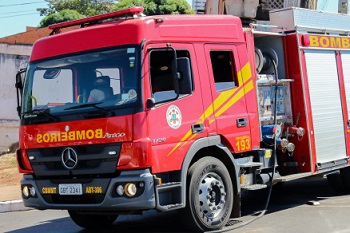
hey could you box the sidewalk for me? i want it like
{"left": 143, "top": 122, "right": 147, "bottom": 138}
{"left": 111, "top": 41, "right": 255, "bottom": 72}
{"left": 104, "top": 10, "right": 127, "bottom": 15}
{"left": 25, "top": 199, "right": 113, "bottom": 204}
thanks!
{"left": 0, "top": 185, "right": 31, "bottom": 213}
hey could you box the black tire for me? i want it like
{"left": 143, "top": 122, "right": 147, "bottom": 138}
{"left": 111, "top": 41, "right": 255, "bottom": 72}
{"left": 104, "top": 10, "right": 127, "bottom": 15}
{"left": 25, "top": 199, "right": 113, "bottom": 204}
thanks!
{"left": 181, "top": 157, "right": 233, "bottom": 232}
{"left": 68, "top": 210, "right": 118, "bottom": 229}
{"left": 327, "top": 173, "right": 346, "bottom": 193}
{"left": 340, "top": 167, "right": 350, "bottom": 192}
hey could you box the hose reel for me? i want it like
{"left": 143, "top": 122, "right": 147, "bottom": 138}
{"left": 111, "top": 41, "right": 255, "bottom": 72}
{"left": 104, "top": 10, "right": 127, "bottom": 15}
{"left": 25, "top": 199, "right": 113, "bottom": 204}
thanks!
{"left": 255, "top": 47, "right": 278, "bottom": 74}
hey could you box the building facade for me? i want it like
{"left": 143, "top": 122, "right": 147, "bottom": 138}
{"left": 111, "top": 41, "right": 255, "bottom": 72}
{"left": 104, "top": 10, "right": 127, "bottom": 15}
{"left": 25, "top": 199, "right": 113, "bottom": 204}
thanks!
{"left": 0, "top": 43, "right": 31, "bottom": 152}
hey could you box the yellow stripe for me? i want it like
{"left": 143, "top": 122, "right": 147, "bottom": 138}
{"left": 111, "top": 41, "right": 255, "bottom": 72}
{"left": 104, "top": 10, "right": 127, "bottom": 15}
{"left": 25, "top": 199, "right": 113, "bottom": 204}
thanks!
{"left": 168, "top": 90, "right": 237, "bottom": 156}
{"left": 167, "top": 143, "right": 181, "bottom": 156}
{"left": 214, "top": 88, "right": 245, "bottom": 117}
{"left": 240, "top": 63, "right": 252, "bottom": 84}
{"left": 167, "top": 62, "right": 253, "bottom": 157}
{"left": 215, "top": 80, "right": 254, "bottom": 118}
{"left": 199, "top": 88, "right": 237, "bottom": 122}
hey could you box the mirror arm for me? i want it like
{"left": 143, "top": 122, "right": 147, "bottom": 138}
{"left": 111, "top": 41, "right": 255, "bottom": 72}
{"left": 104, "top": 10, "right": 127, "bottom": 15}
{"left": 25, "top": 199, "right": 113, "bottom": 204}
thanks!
{"left": 15, "top": 68, "right": 26, "bottom": 118}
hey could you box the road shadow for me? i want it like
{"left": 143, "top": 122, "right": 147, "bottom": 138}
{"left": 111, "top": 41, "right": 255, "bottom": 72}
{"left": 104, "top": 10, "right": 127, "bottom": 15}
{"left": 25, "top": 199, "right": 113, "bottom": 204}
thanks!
{"left": 241, "top": 176, "right": 346, "bottom": 216}
{"left": 6, "top": 210, "right": 191, "bottom": 233}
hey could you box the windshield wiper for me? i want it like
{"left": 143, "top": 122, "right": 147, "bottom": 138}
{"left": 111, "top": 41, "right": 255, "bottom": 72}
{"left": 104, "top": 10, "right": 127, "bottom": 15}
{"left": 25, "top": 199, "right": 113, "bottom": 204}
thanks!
{"left": 64, "top": 102, "right": 115, "bottom": 117}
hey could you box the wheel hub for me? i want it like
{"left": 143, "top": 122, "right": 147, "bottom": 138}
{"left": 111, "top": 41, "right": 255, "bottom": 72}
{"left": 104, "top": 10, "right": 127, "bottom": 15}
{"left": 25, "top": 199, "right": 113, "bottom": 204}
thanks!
{"left": 198, "top": 172, "right": 226, "bottom": 220}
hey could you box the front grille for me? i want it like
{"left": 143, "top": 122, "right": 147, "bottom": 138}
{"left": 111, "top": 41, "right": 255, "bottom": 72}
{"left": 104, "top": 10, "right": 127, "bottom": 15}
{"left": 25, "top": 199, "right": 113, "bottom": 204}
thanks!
{"left": 27, "top": 143, "right": 121, "bottom": 177}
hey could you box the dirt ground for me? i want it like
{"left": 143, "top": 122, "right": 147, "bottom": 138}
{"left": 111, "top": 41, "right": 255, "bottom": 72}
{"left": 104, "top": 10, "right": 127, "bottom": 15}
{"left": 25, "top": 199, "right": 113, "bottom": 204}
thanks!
{"left": 0, "top": 153, "right": 22, "bottom": 187}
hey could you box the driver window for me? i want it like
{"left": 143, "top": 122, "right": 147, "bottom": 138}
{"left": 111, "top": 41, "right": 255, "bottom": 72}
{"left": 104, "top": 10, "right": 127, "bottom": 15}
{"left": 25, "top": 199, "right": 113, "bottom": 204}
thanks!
{"left": 150, "top": 50, "right": 176, "bottom": 102}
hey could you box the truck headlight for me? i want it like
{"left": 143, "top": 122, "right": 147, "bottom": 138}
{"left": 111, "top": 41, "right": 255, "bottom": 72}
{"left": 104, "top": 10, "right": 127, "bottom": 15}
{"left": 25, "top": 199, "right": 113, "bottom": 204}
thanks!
{"left": 22, "top": 186, "right": 30, "bottom": 198}
{"left": 124, "top": 183, "right": 137, "bottom": 197}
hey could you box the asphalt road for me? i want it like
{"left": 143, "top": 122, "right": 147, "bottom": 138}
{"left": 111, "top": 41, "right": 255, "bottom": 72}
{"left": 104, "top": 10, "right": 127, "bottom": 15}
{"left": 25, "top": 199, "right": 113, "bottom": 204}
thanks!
{"left": 1, "top": 177, "right": 350, "bottom": 233}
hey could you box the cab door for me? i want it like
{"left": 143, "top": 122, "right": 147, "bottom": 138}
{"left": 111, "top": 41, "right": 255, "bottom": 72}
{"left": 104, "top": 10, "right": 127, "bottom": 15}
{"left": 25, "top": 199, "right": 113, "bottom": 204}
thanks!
{"left": 204, "top": 44, "right": 257, "bottom": 153}
{"left": 144, "top": 43, "right": 206, "bottom": 173}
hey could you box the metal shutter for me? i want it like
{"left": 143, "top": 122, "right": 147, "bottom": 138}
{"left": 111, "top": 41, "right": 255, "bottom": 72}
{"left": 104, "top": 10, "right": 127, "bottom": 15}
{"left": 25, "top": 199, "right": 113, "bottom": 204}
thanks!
{"left": 304, "top": 50, "right": 347, "bottom": 164}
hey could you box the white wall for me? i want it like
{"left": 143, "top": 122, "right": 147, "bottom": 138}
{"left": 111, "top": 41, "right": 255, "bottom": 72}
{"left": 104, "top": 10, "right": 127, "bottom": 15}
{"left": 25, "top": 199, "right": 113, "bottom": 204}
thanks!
{"left": 0, "top": 43, "right": 31, "bottom": 152}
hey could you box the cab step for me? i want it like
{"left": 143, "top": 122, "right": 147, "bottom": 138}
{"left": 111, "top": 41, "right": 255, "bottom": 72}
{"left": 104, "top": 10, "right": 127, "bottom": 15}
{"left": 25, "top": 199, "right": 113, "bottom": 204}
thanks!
{"left": 155, "top": 182, "right": 184, "bottom": 211}
{"left": 235, "top": 156, "right": 263, "bottom": 168}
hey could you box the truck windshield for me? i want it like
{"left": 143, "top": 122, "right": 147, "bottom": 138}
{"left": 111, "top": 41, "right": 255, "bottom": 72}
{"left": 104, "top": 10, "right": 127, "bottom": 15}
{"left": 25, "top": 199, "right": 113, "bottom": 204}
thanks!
{"left": 22, "top": 46, "right": 140, "bottom": 123}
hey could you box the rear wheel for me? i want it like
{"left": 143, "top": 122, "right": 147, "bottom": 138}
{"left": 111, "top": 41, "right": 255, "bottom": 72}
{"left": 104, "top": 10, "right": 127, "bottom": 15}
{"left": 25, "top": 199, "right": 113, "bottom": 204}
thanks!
{"left": 181, "top": 157, "right": 233, "bottom": 232}
{"left": 340, "top": 167, "right": 350, "bottom": 192}
{"left": 68, "top": 210, "right": 118, "bottom": 229}
{"left": 327, "top": 173, "right": 346, "bottom": 193}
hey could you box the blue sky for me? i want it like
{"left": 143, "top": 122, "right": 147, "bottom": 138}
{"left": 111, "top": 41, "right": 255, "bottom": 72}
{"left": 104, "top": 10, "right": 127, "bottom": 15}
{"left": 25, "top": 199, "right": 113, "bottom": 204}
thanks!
{"left": 0, "top": 0, "right": 192, "bottom": 38}
{"left": 0, "top": 0, "right": 338, "bottom": 38}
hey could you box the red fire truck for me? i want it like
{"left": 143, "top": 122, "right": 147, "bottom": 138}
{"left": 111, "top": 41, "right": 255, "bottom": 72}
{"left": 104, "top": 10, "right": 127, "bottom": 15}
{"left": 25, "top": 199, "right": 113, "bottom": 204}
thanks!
{"left": 15, "top": 6, "right": 350, "bottom": 232}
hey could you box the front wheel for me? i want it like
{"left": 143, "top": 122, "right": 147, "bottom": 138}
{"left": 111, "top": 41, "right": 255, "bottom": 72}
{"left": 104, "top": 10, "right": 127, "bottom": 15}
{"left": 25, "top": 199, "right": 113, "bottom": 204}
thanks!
{"left": 68, "top": 210, "right": 118, "bottom": 229}
{"left": 181, "top": 157, "right": 234, "bottom": 232}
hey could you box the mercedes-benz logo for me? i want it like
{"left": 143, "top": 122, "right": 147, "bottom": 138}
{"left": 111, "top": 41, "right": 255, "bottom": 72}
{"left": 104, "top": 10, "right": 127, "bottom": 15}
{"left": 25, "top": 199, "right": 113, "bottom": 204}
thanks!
{"left": 61, "top": 147, "right": 78, "bottom": 169}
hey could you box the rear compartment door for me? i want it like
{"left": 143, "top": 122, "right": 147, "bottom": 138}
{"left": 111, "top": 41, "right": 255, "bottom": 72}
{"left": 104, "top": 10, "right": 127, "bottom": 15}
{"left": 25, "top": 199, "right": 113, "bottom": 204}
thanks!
{"left": 304, "top": 50, "right": 347, "bottom": 164}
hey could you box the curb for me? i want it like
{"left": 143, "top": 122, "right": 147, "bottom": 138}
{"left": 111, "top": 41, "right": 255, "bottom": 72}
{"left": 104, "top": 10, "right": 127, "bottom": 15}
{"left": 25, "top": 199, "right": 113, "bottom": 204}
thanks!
{"left": 0, "top": 200, "right": 32, "bottom": 213}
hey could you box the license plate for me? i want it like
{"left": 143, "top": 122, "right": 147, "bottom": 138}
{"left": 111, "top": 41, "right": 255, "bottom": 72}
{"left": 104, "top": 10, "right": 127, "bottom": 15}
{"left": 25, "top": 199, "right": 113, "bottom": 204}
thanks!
{"left": 59, "top": 184, "right": 82, "bottom": 195}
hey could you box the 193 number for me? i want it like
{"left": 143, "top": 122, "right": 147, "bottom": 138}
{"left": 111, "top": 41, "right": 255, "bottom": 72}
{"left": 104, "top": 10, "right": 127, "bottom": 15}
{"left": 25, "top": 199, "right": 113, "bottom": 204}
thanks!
{"left": 236, "top": 138, "right": 251, "bottom": 152}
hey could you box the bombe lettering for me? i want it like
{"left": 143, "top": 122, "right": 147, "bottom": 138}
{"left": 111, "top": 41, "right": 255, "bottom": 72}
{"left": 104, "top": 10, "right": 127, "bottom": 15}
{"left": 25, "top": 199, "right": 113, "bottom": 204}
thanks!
{"left": 309, "top": 35, "right": 350, "bottom": 49}
{"left": 36, "top": 129, "right": 103, "bottom": 143}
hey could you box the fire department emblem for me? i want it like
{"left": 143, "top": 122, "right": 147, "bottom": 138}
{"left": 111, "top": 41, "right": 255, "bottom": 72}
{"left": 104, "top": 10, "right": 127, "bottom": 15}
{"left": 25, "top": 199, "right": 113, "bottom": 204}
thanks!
{"left": 166, "top": 105, "right": 182, "bottom": 129}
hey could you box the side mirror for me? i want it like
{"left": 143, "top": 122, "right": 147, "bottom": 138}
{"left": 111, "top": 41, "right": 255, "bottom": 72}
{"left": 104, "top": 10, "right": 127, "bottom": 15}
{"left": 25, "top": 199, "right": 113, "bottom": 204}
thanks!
{"left": 15, "top": 68, "right": 26, "bottom": 117}
{"left": 146, "top": 98, "right": 156, "bottom": 109}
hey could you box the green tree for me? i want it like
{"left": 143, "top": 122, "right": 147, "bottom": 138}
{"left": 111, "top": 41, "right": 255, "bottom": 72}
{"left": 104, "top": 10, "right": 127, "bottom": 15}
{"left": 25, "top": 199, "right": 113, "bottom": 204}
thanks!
{"left": 39, "top": 9, "right": 85, "bottom": 27}
{"left": 38, "top": 0, "right": 116, "bottom": 16}
{"left": 114, "top": 0, "right": 194, "bottom": 15}
{"left": 38, "top": 0, "right": 193, "bottom": 27}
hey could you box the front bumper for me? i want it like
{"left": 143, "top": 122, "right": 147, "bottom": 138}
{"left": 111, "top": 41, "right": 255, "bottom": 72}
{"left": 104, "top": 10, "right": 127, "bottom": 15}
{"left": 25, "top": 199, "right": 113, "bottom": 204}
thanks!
{"left": 20, "top": 169, "right": 156, "bottom": 211}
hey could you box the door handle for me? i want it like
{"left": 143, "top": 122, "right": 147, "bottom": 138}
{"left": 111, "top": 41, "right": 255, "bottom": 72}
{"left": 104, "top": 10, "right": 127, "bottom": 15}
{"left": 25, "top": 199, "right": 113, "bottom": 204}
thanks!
{"left": 192, "top": 123, "right": 204, "bottom": 134}
{"left": 237, "top": 118, "right": 247, "bottom": 127}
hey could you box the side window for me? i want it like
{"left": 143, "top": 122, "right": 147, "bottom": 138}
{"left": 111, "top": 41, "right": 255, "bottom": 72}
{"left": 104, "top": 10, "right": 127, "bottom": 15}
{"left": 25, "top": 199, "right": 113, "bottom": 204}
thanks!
{"left": 210, "top": 51, "right": 237, "bottom": 92}
{"left": 150, "top": 49, "right": 193, "bottom": 103}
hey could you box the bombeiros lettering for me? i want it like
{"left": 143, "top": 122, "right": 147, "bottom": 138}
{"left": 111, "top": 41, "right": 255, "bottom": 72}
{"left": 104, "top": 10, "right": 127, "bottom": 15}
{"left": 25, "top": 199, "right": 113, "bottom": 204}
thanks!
{"left": 37, "top": 129, "right": 103, "bottom": 143}
{"left": 309, "top": 35, "right": 350, "bottom": 49}
{"left": 36, "top": 129, "right": 127, "bottom": 143}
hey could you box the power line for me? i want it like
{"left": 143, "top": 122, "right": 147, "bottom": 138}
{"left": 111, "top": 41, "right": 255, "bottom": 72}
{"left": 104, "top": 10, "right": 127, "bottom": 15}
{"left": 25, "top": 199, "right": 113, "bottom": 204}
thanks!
{"left": 0, "top": 1, "right": 45, "bottom": 7}
{"left": 0, "top": 12, "right": 38, "bottom": 19}
{"left": 1, "top": 10, "right": 37, "bottom": 15}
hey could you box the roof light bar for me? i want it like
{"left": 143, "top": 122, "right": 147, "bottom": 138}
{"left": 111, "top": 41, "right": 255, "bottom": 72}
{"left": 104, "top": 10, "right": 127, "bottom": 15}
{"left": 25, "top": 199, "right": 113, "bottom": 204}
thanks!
{"left": 48, "top": 7, "right": 144, "bottom": 30}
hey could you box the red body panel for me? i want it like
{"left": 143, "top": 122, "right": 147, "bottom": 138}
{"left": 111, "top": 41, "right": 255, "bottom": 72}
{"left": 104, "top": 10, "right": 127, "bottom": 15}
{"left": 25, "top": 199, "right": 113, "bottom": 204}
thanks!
{"left": 30, "top": 22, "right": 144, "bottom": 62}
{"left": 284, "top": 34, "right": 312, "bottom": 173}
